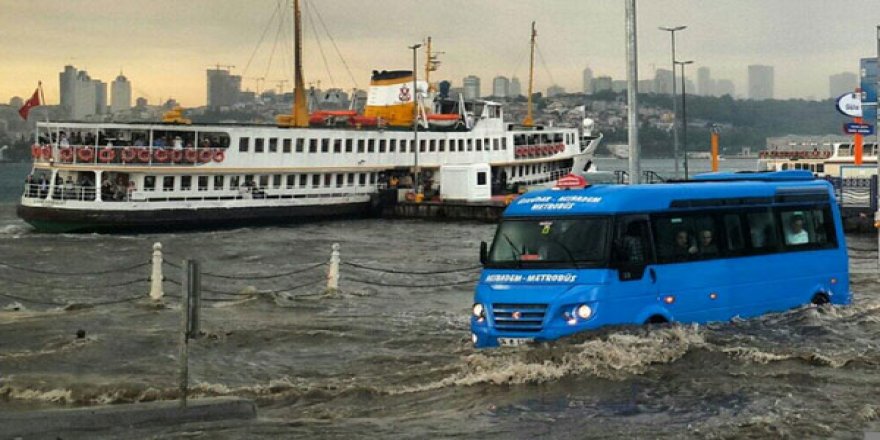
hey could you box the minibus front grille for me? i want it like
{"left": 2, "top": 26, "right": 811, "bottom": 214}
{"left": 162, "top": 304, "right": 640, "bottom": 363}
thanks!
{"left": 492, "top": 303, "right": 547, "bottom": 332}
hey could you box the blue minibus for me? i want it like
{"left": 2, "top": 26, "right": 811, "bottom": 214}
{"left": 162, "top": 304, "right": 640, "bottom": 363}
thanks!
{"left": 471, "top": 171, "right": 849, "bottom": 348}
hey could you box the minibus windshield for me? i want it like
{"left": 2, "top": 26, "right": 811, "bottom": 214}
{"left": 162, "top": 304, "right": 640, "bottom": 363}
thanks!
{"left": 488, "top": 217, "right": 610, "bottom": 267}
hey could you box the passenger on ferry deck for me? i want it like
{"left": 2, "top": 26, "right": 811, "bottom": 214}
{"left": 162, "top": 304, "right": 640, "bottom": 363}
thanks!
{"left": 101, "top": 175, "right": 114, "bottom": 200}
{"left": 60, "top": 132, "right": 70, "bottom": 147}
{"left": 152, "top": 137, "right": 166, "bottom": 148}
{"left": 173, "top": 136, "right": 183, "bottom": 150}
{"left": 64, "top": 177, "right": 75, "bottom": 199}
{"left": 134, "top": 137, "right": 146, "bottom": 147}
{"left": 24, "top": 174, "right": 35, "bottom": 197}
{"left": 38, "top": 174, "right": 48, "bottom": 198}
{"left": 785, "top": 216, "right": 809, "bottom": 245}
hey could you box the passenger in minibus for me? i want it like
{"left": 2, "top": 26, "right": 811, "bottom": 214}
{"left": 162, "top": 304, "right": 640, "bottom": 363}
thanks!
{"left": 785, "top": 216, "right": 809, "bottom": 245}
{"left": 672, "top": 229, "right": 698, "bottom": 260}
{"left": 698, "top": 229, "right": 719, "bottom": 256}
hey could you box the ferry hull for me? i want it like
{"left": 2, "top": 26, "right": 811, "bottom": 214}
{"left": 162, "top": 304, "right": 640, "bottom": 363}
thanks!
{"left": 16, "top": 202, "right": 374, "bottom": 233}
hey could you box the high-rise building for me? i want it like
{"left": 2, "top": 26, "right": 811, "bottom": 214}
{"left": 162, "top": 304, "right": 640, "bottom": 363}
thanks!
{"left": 59, "top": 65, "right": 77, "bottom": 115}
{"left": 697, "top": 67, "right": 713, "bottom": 96}
{"left": 829, "top": 72, "right": 858, "bottom": 99}
{"left": 135, "top": 97, "right": 148, "bottom": 108}
{"left": 860, "top": 58, "right": 877, "bottom": 123}
{"left": 748, "top": 65, "right": 774, "bottom": 100}
{"left": 94, "top": 79, "right": 107, "bottom": 115}
{"left": 111, "top": 73, "right": 132, "bottom": 113}
{"left": 715, "top": 79, "right": 735, "bottom": 97}
{"left": 611, "top": 80, "right": 627, "bottom": 93}
{"left": 582, "top": 67, "right": 594, "bottom": 94}
{"left": 637, "top": 79, "right": 654, "bottom": 94}
{"left": 546, "top": 85, "right": 565, "bottom": 97}
{"left": 592, "top": 76, "right": 613, "bottom": 93}
{"left": 59, "top": 65, "right": 106, "bottom": 118}
{"left": 509, "top": 77, "right": 522, "bottom": 97}
{"left": 463, "top": 75, "right": 481, "bottom": 100}
{"left": 492, "top": 76, "right": 509, "bottom": 98}
{"left": 207, "top": 68, "right": 243, "bottom": 108}
{"left": 654, "top": 69, "right": 673, "bottom": 95}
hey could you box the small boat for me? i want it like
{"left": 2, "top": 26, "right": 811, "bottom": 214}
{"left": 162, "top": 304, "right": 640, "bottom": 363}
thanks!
{"left": 426, "top": 113, "right": 461, "bottom": 128}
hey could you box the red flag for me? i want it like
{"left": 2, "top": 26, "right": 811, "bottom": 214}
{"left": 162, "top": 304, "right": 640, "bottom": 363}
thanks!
{"left": 18, "top": 88, "right": 41, "bottom": 120}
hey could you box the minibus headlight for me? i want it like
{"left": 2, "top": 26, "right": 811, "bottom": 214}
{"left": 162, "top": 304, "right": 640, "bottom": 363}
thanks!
{"left": 472, "top": 303, "right": 485, "bottom": 319}
{"left": 575, "top": 304, "right": 593, "bottom": 320}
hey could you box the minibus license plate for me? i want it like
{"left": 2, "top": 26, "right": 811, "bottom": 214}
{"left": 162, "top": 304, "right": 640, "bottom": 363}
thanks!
{"left": 499, "top": 337, "right": 533, "bottom": 347}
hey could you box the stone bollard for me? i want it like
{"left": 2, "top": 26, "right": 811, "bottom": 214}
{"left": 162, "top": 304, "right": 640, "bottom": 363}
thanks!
{"left": 326, "top": 243, "right": 340, "bottom": 293}
{"left": 149, "top": 242, "right": 164, "bottom": 301}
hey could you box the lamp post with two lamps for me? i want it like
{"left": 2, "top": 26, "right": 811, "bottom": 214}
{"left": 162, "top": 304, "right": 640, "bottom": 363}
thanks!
{"left": 659, "top": 25, "right": 687, "bottom": 179}
{"left": 674, "top": 59, "right": 694, "bottom": 179}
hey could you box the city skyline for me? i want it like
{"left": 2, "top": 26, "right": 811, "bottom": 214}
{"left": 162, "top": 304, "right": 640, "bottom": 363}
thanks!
{"left": 2, "top": 0, "right": 878, "bottom": 106}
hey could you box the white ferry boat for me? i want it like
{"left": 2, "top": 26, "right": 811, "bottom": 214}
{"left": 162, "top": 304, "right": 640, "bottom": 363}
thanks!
{"left": 758, "top": 142, "right": 876, "bottom": 177}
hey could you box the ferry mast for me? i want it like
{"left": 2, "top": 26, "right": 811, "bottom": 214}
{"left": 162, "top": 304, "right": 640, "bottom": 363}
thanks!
{"left": 523, "top": 22, "right": 537, "bottom": 127}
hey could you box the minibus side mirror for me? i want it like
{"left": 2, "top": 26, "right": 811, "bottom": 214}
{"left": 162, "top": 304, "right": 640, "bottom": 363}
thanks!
{"left": 480, "top": 241, "right": 488, "bottom": 265}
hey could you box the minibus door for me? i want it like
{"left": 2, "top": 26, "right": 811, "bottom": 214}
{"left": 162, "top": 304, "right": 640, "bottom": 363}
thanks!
{"left": 610, "top": 216, "right": 659, "bottom": 324}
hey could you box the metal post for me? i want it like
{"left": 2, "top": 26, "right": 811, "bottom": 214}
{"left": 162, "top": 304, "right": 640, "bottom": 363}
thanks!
{"left": 178, "top": 259, "right": 201, "bottom": 408}
{"left": 626, "top": 0, "right": 640, "bottom": 184}
{"left": 660, "top": 25, "right": 686, "bottom": 178}
{"left": 187, "top": 260, "right": 201, "bottom": 337}
{"left": 327, "top": 243, "right": 340, "bottom": 293}
{"left": 876, "top": 25, "right": 880, "bottom": 266}
{"left": 676, "top": 60, "right": 694, "bottom": 179}
{"left": 149, "top": 242, "right": 164, "bottom": 301}
{"left": 410, "top": 43, "right": 423, "bottom": 193}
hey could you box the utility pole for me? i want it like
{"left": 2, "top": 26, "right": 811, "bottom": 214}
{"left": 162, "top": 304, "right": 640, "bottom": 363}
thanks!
{"left": 626, "top": 0, "right": 640, "bottom": 184}
{"left": 410, "top": 43, "right": 423, "bottom": 193}
{"left": 659, "top": 25, "right": 687, "bottom": 178}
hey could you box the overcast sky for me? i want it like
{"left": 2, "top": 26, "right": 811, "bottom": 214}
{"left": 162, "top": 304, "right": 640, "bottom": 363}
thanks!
{"left": 1, "top": 0, "right": 877, "bottom": 106}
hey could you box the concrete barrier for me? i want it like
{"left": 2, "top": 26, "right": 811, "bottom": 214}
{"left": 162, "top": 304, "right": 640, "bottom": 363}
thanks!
{"left": 0, "top": 397, "right": 256, "bottom": 437}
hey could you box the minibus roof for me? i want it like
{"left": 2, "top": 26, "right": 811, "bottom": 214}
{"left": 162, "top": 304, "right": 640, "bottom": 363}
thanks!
{"left": 505, "top": 171, "right": 831, "bottom": 216}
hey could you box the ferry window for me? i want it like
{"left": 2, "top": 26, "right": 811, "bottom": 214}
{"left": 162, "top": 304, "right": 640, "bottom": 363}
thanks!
{"left": 653, "top": 214, "right": 719, "bottom": 263}
{"left": 477, "top": 171, "right": 487, "bottom": 186}
{"left": 181, "top": 176, "right": 192, "bottom": 191}
{"left": 347, "top": 173, "right": 355, "bottom": 186}
{"left": 163, "top": 176, "right": 175, "bottom": 191}
{"left": 419, "top": 139, "right": 426, "bottom": 152}
{"left": 746, "top": 210, "right": 779, "bottom": 251}
{"left": 283, "top": 139, "right": 292, "bottom": 153}
{"left": 238, "top": 137, "right": 250, "bottom": 152}
{"left": 816, "top": 164, "right": 824, "bottom": 173}
{"left": 273, "top": 174, "right": 282, "bottom": 188}
{"left": 286, "top": 175, "right": 295, "bottom": 188}
{"left": 389, "top": 139, "right": 397, "bottom": 152}
{"left": 255, "top": 138, "right": 265, "bottom": 153}
{"left": 485, "top": 138, "right": 491, "bottom": 150}
{"left": 357, "top": 139, "right": 365, "bottom": 153}
{"left": 359, "top": 173, "right": 366, "bottom": 185}
{"left": 309, "top": 139, "right": 318, "bottom": 153}
{"left": 336, "top": 174, "right": 344, "bottom": 187}
{"left": 312, "top": 174, "right": 320, "bottom": 188}
{"left": 476, "top": 139, "right": 482, "bottom": 151}
{"left": 439, "top": 139, "right": 446, "bottom": 152}
{"left": 213, "top": 175, "right": 224, "bottom": 190}
{"left": 333, "top": 139, "right": 342, "bottom": 153}
{"left": 198, "top": 132, "right": 230, "bottom": 149}
{"left": 296, "top": 138, "right": 304, "bottom": 153}
{"left": 514, "top": 135, "right": 525, "bottom": 146}
{"left": 321, "top": 139, "right": 330, "bottom": 153}
{"left": 466, "top": 139, "right": 473, "bottom": 151}
{"left": 299, "top": 174, "right": 308, "bottom": 187}
{"left": 781, "top": 163, "right": 789, "bottom": 170}
{"left": 197, "top": 176, "right": 208, "bottom": 191}
{"left": 259, "top": 175, "right": 269, "bottom": 187}
{"left": 379, "top": 139, "right": 386, "bottom": 153}
{"left": 367, "top": 139, "right": 375, "bottom": 153}
{"left": 230, "top": 176, "right": 240, "bottom": 188}
{"left": 369, "top": 173, "right": 377, "bottom": 184}
{"left": 144, "top": 176, "right": 156, "bottom": 191}
{"left": 324, "top": 174, "right": 332, "bottom": 187}
{"left": 269, "top": 138, "right": 278, "bottom": 152}
{"left": 502, "top": 137, "right": 507, "bottom": 150}
{"left": 493, "top": 138, "right": 499, "bottom": 151}
{"left": 429, "top": 139, "right": 436, "bottom": 152}
{"left": 777, "top": 206, "right": 836, "bottom": 248}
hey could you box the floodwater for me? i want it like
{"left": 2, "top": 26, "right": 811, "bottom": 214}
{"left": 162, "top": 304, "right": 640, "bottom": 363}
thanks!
{"left": 3, "top": 160, "right": 880, "bottom": 439}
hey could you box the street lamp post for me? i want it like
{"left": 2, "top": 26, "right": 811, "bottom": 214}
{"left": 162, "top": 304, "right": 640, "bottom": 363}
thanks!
{"left": 659, "top": 25, "right": 687, "bottom": 179}
{"left": 675, "top": 60, "right": 694, "bottom": 179}
{"left": 409, "top": 43, "right": 422, "bottom": 192}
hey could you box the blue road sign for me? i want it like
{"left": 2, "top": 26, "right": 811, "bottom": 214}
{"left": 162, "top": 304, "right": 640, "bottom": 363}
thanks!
{"left": 844, "top": 123, "right": 875, "bottom": 135}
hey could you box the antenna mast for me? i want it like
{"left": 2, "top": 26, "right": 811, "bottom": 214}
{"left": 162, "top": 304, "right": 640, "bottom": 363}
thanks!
{"left": 523, "top": 21, "right": 536, "bottom": 127}
{"left": 291, "top": 0, "right": 308, "bottom": 126}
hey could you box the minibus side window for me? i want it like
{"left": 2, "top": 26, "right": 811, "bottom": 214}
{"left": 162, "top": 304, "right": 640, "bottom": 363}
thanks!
{"left": 612, "top": 217, "right": 652, "bottom": 265}
{"left": 722, "top": 213, "right": 746, "bottom": 254}
{"left": 653, "top": 214, "right": 719, "bottom": 263}
{"left": 746, "top": 210, "right": 779, "bottom": 252}
{"left": 776, "top": 205, "right": 837, "bottom": 249}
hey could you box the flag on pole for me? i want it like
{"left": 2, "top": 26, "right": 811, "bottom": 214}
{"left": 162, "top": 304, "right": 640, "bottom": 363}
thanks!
{"left": 18, "top": 87, "right": 41, "bottom": 120}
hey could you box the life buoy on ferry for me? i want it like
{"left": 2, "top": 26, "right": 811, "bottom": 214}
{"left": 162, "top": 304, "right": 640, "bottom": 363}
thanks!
{"left": 77, "top": 146, "right": 95, "bottom": 162}
{"left": 136, "top": 148, "right": 151, "bottom": 163}
{"left": 823, "top": 151, "right": 832, "bottom": 159}
{"left": 528, "top": 146, "right": 537, "bottom": 155}
{"left": 171, "top": 149, "right": 184, "bottom": 163}
{"left": 59, "top": 147, "right": 74, "bottom": 163}
{"left": 184, "top": 148, "right": 198, "bottom": 163}
{"left": 154, "top": 149, "right": 170, "bottom": 163}
{"left": 30, "top": 144, "right": 40, "bottom": 159}
{"left": 212, "top": 148, "right": 225, "bottom": 162}
{"left": 40, "top": 145, "right": 52, "bottom": 160}
{"left": 120, "top": 147, "right": 136, "bottom": 162}
{"left": 198, "top": 149, "right": 213, "bottom": 163}
{"left": 98, "top": 147, "right": 116, "bottom": 163}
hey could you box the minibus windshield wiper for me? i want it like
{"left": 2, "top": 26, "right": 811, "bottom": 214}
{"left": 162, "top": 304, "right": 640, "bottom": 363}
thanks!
{"left": 546, "top": 238, "right": 582, "bottom": 268}
{"left": 500, "top": 232, "right": 523, "bottom": 268}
